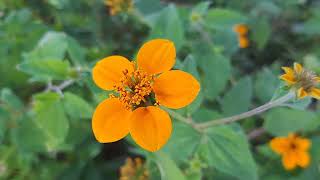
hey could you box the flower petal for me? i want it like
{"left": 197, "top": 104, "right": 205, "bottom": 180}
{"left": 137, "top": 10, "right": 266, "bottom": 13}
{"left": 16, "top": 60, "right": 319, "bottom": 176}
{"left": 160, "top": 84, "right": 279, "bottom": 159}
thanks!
{"left": 153, "top": 70, "right": 200, "bottom": 109}
{"left": 129, "top": 106, "right": 172, "bottom": 152}
{"left": 92, "top": 56, "right": 134, "bottom": 90}
{"left": 270, "top": 137, "right": 290, "bottom": 155}
{"left": 282, "top": 152, "right": 297, "bottom": 170}
{"left": 281, "top": 67, "right": 294, "bottom": 76}
{"left": 137, "top": 39, "right": 176, "bottom": 75}
{"left": 294, "top": 63, "right": 303, "bottom": 74}
{"left": 296, "top": 151, "right": 310, "bottom": 168}
{"left": 92, "top": 98, "right": 132, "bottom": 143}
{"left": 296, "top": 137, "right": 311, "bottom": 151}
{"left": 279, "top": 74, "right": 296, "bottom": 85}
{"left": 297, "top": 87, "right": 308, "bottom": 99}
{"left": 310, "top": 88, "right": 320, "bottom": 99}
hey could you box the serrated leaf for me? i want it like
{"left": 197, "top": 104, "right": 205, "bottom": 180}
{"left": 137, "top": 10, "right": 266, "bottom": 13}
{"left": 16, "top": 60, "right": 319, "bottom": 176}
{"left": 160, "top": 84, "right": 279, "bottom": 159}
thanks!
{"left": 199, "top": 125, "right": 258, "bottom": 180}
{"left": 33, "top": 92, "right": 69, "bottom": 149}
{"left": 221, "top": 76, "right": 252, "bottom": 116}
{"left": 63, "top": 92, "right": 93, "bottom": 119}
{"left": 18, "top": 59, "right": 70, "bottom": 81}
{"left": 264, "top": 108, "right": 320, "bottom": 136}
{"left": 153, "top": 152, "right": 186, "bottom": 180}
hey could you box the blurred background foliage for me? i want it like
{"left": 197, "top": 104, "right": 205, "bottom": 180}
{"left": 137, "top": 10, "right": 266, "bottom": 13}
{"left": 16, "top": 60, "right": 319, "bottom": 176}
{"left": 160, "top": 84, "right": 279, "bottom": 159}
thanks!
{"left": 1, "top": 0, "right": 320, "bottom": 179}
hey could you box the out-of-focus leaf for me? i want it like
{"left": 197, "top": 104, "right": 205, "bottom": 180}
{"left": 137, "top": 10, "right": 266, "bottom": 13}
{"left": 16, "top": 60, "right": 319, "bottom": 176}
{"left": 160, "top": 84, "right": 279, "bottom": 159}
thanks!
{"left": 251, "top": 18, "right": 271, "bottom": 49}
{"left": 0, "top": 88, "right": 23, "bottom": 110}
{"left": 148, "top": 4, "right": 185, "bottom": 50}
{"left": 221, "top": 76, "right": 252, "bottom": 116}
{"left": 254, "top": 68, "right": 279, "bottom": 103}
{"left": 63, "top": 92, "right": 93, "bottom": 119}
{"left": 136, "top": 0, "right": 164, "bottom": 15}
{"left": 192, "top": 108, "right": 222, "bottom": 123}
{"left": 200, "top": 53, "right": 231, "bottom": 100}
{"left": 67, "top": 37, "right": 86, "bottom": 65}
{"left": 264, "top": 108, "right": 320, "bottom": 136}
{"left": 198, "top": 125, "right": 258, "bottom": 180}
{"left": 163, "top": 122, "right": 201, "bottom": 164}
{"left": 153, "top": 152, "right": 186, "bottom": 180}
{"left": 33, "top": 92, "right": 69, "bottom": 149}
{"left": 18, "top": 59, "right": 71, "bottom": 81}
{"left": 205, "top": 8, "right": 247, "bottom": 30}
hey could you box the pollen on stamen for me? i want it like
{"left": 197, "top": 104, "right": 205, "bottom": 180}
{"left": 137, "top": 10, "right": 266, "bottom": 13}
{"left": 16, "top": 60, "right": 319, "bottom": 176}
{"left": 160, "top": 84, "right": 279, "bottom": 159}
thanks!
{"left": 112, "top": 68, "right": 154, "bottom": 109}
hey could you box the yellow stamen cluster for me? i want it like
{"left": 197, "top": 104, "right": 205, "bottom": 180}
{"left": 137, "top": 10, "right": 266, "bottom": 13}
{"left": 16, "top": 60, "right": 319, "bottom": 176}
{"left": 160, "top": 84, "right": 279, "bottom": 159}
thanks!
{"left": 104, "top": 0, "right": 133, "bottom": 16}
{"left": 113, "top": 69, "right": 153, "bottom": 109}
{"left": 119, "top": 157, "right": 149, "bottom": 180}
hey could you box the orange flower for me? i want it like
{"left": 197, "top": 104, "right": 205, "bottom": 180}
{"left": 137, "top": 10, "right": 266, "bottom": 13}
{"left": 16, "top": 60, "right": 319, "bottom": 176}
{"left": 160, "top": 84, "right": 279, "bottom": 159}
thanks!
{"left": 280, "top": 62, "right": 320, "bottom": 99}
{"left": 91, "top": 39, "right": 200, "bottom": 152}
{"left": 233, "top": 24, "right": 249, "bottom": 36}
{"left": 119, "top": 157, "right": 149, "bottom": 180}
{"left": 238, "top": 36, "right": 249, "bottom": 48}
{"left": 233, "top": 24, "right": 250, "bottom": 48}
{"left": 270, "top": 133, "right": 311, "bottom": 170}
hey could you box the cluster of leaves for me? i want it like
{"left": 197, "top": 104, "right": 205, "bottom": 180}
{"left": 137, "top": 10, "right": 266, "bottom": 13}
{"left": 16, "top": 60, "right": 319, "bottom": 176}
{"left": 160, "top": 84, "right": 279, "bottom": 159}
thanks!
{"left": 1, "top": 0, "right": 320, "bottom": 179}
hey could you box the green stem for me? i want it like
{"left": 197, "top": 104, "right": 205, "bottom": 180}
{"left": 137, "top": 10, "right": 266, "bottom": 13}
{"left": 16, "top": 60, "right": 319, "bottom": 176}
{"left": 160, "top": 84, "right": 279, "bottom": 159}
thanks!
{"left": 196, "top": 92, "right": 295, "bottom": 129}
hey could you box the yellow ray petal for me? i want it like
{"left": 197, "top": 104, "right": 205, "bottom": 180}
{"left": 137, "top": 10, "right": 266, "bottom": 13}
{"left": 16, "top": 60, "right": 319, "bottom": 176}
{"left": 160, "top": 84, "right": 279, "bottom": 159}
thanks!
{"left": 281, "top": 67, "right": 294, "bottom": 75}
{"left": 310, "top": 88, "right": 320, "bottom": 99}
{"left": 270, "top": 137, "right": 290, "bottom": 155}
{"left": 297, "top": 87, "right": 308, "bottom": 99}
{"left": 294, "top": 62, "right": 303, "bottom": 74}
{"left": 279, "top": 74, "right": 296, "bottom": 85}
{"left": 153, "top": 70, "right": 200, "bottom": 109}
{"left": 92, "top": 56, "right": 134, "bottom": 90}
{"left": 92, "top": 98, "right": 132, "bottom": 143}
{"left": 137, "top": 39, "right": 176, "bottom": 75}
{"left": 129, "top": 106, "right": 172, "bottom": 152}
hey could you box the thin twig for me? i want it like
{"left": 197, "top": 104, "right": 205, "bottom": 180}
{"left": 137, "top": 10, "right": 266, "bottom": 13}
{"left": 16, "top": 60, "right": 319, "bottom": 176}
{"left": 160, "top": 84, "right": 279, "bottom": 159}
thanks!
{"left": 247, "top": 127, "right": 266, "bottom": 140}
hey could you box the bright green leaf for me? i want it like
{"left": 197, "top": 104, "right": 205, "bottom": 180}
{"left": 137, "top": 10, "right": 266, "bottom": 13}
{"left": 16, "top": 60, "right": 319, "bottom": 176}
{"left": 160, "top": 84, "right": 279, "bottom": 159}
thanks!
{"left": 63, "top": 92, "right": 93, "bottom": 119}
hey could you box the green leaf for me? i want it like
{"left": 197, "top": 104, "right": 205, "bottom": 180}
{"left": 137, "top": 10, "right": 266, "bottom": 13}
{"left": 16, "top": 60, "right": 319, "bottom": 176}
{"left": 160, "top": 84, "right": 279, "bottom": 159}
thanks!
{"left": 33, "top": 92, "right": 69, "bottom": 149}
{"left": 163, "top": 122, "right": 201, "bottom": 164}
{"left": 192, "top": 108, "right": 222, "bottom": 123}
{"left": 148, "top": 4, "right": 185, "bottom": 50}
{"left": 264, "top": 108, "right": 320, "bottom": 136}
{"left": 0, "top": 88, "right": 23, "bottom": 110}
{"left": 254, "top": 68, "right": 279, "bottom": 103}
{"left": 205, "top": 8, "right": 247, "bottom": 30}
{"left": 67, "top": 37, "right": 86, "bottom": 65}
{"left": 23, "top": 31, "right": 68, "bottom": 61}
{"left": 63, "top": 92, "right": 93, "bottom": 119}
{"left": 251, "top": 18, "right": 271, "bottom": 49}
{"left": 153, "top": 152, "right": 186, "bottom": 180}
{"left": 200, "top": 53, "right": 231, "bottom": 100}
{"left": 221, "top": 76, "right": 252, "bottom": 116}
{"left": 199, "top": 125, "right": 258, "bottom": 180}
{"left": 191, "top": 1, "right": 211, "bottom": 16}
{"left": 18, "top": 59, "right": 70, "bottom": 81}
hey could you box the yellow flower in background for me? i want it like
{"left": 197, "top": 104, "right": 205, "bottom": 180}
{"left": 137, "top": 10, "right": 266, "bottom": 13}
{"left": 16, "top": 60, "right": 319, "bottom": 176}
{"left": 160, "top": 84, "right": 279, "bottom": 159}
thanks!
{"left": 120, "top": 157, "right": 149, "bottom": 180}
{"left": 91, "top": 39, "right": 200, "bottom": 152}
{"left": 104, "top": 0, "right": 133, "bottom": 15}
{"left": 270, "top": 133, "right": 311, "bottom": 170}
{"left": 233, "top": 24, "right": 250, "bottom": 49}
{"left": 280, "top": 62, "right": 320, "bottom": 99}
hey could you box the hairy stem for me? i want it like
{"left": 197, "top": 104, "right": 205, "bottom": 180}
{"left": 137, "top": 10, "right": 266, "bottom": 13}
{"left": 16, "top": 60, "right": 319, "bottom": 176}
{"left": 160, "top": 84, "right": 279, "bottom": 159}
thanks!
{"left": 196, "top": 92, "right": 295, "bottom": 129}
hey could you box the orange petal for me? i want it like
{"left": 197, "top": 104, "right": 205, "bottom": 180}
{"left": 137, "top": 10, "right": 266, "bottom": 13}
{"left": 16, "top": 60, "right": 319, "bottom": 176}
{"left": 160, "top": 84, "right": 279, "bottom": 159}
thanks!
{"left": 314, "top": 76, "right": 320, "bottom": 83}
{"left": 92, "top": 98, "right": 132, "bottom": 143}
{"left": 92, "top": 56, "right": 134, "bottom": 90}
{"left": 129, "top": 106, "right": 172, "bottom": 152}
{"left": 137, "top": 39, "right": 176, "bottom": 75}
{"left": 153, "top": 70, "right": 200, "bottom": 109}
{"left": 279, "top": 74, "right": 296, "bottom": 85}
{"left": 270, "top": 137, "right": 290, "bottom": 155}
{"left": 296, "top": 151, "right": 310, "bottom": 168}
{"left": 294, "top": 63, "right": 303, "bottom": 74}
{"left": 233, "top": 24, "right": 248, "bottom": 36}
{"left": 282, "top": 152, "right": 297, "bottom": 170}
{"left": 296, "top": 137, "right": 311, "bottom": 151}
{"left": 310, "top": 88, "right": 320, "bottom": 99}
{"left": 297, "top": 87, "right": 308, "bottom": 99}
{"left": 238, "top": 36, "right": 249, "bottom": 48}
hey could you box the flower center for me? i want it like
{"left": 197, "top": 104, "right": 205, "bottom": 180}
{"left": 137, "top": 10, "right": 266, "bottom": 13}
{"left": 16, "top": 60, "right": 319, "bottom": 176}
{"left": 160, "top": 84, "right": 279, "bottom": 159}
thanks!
{"left": 295, "top": 69, "right": 318, "bottom": 92}
{"left": 113, "top": 68, "right": 154, "bottom": 109}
